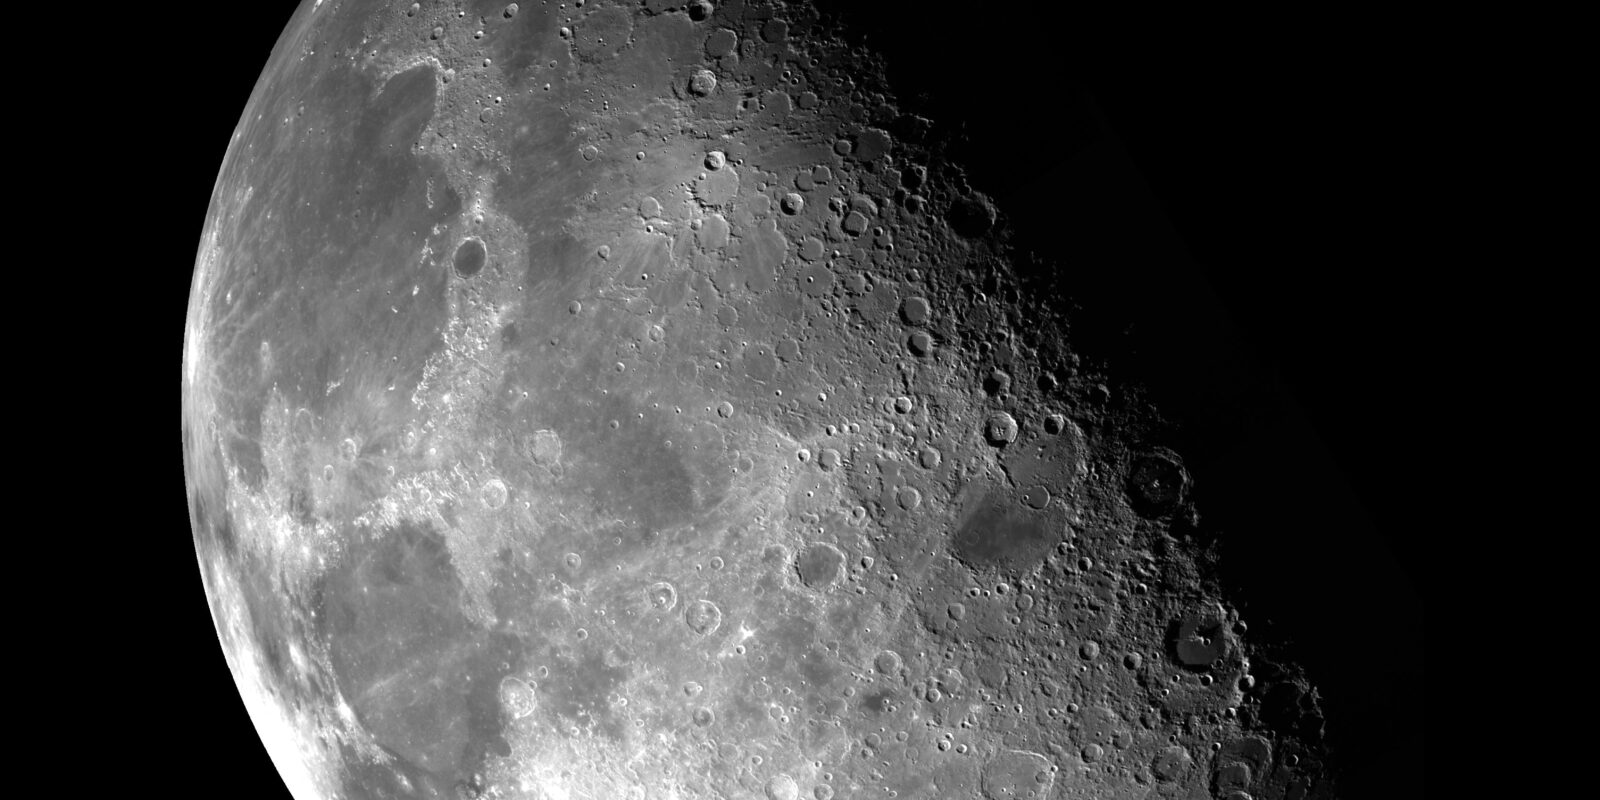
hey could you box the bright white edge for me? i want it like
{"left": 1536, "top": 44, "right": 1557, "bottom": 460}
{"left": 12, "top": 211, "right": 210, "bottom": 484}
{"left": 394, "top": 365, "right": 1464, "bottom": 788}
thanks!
{"left": 203, "top": 549, "right": 340, "bottom": 800}
{"left": 189, "top": 3, "right": 342, "bottom": 797}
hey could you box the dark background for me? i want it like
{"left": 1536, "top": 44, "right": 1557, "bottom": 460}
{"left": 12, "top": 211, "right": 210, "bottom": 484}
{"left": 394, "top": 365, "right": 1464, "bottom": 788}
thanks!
{"left": 162, "top": 2, "right": 1426, "bottom": 797}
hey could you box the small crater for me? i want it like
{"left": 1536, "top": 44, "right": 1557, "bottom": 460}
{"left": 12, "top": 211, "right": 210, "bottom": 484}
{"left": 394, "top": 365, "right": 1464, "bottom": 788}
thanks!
{"left": 646, "top": 581, "right": 677, "bottom": 612}
{"left": 947, "top": 193, "right": 997, "bottom": 238}
{"left": 1022, "top": 486, "right": 1050, "bottom": 510}
{"left": 984, "top": 412, "right": 1019, "bottom": 446}
{"left": 760, "top": 18, "right": 789, "bottom": 44}
{"left": 796, "top": 543, "right": 845, "bottom": 589}
{"left": 685, "top": 599, "right": 723, "bottom": 635}
{"left": 764, "top": 774, "right": 799, "bottom": 800}
{"left": 704, "top": 28, "right": 737, "bottom": 58}
{"left": 480, "top": 478, "right": 508, "bottom": 510}
{"left": 983, "top": 369, "right": 1011, "bottom": 396}
{"left": 1127, "top": 448, "right": 1188, "bottom": 516}
{"left": 897, "top": 486, "right": 923, "bottom": 510}
{"left": 980, "top": 749, "right": 1054, "bottom": 800}
{"left": 524, "top": 429, "right": 562, "bottom": 465}
{"left": 901, "top": 296, "right": 930, "bottom": 324}
{"left": 689, "top": 68, "right": 718, "bottom": 96}
{"left": 499, "top": 676, "right": 536, "bottom": 719}
{"left": 1152, "top": 745, "right": 1193, "bottom": 782}
{"left": 1167, "top": 601, "right": 1231, "bottom": 671}
{"left": 453, "top": 238, "right": 486, "bottom": 278}
{"left": 873, "top": 650, "right": 902, "bottom": 675}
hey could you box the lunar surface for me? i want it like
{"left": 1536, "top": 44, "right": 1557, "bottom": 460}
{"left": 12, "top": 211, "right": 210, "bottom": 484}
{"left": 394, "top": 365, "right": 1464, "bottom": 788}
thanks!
{"left": 180, "top": 2, "right": 1374, "bottom": 799}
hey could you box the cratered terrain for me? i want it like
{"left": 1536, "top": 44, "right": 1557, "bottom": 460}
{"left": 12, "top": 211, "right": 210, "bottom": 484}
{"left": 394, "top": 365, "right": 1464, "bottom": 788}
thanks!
{"left": 178, "top": 2, "right": 1424, "bottom": 799}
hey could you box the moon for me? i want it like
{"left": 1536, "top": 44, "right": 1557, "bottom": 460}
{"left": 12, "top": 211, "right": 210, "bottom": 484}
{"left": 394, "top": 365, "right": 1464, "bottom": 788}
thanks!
{"left": 180, "top": 2, "right": 1421, "bottom": 799}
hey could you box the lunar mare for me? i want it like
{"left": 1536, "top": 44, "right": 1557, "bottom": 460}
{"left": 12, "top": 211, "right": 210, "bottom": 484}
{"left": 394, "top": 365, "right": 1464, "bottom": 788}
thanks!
{"left": 182, "top": 2, "right": 1340, "bottom": 799}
